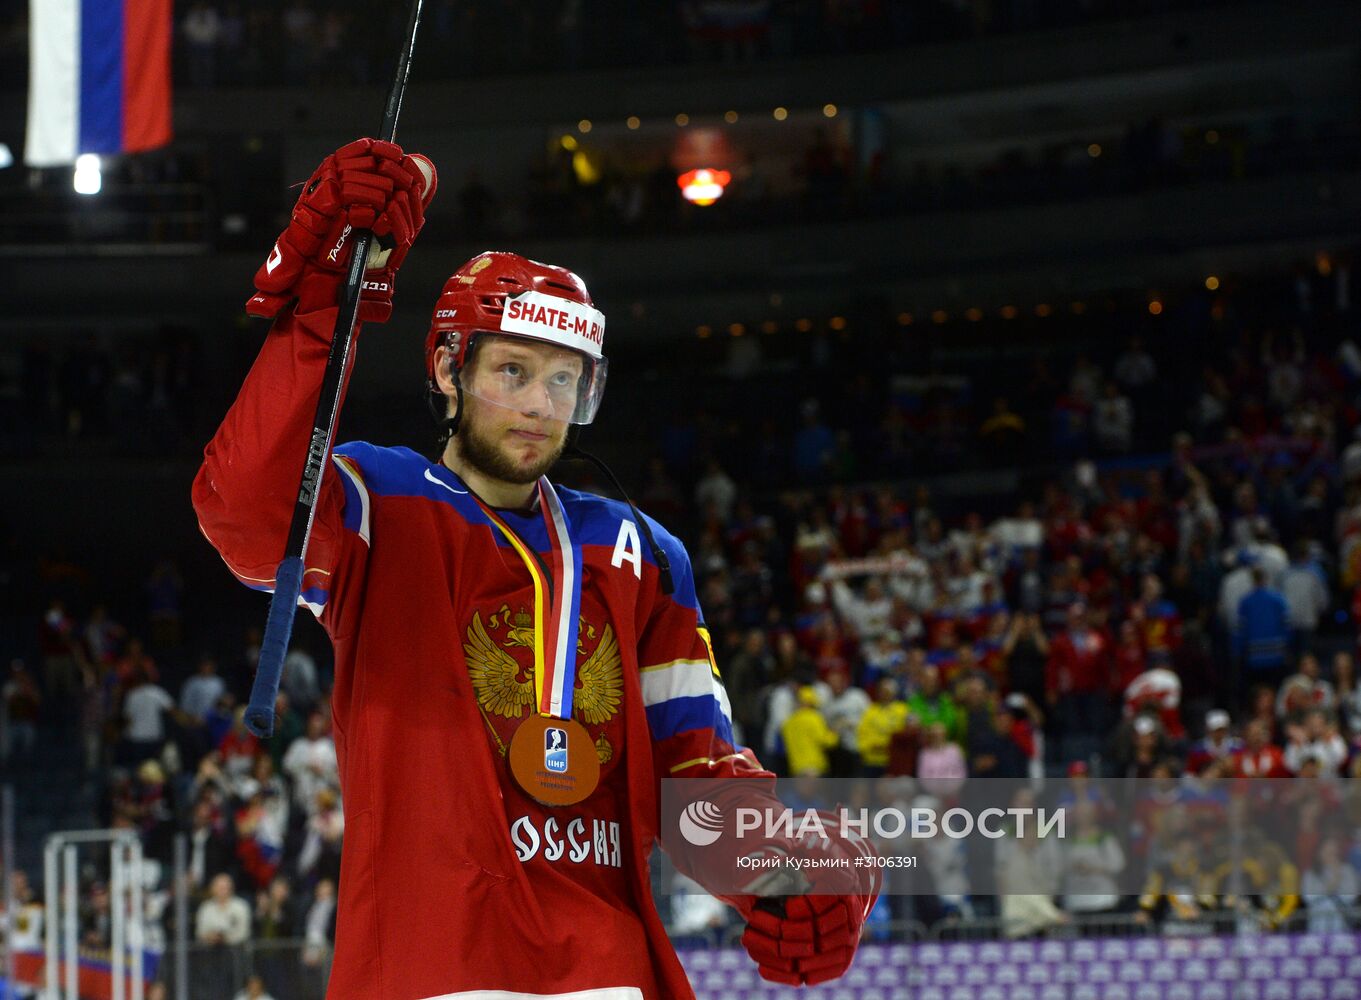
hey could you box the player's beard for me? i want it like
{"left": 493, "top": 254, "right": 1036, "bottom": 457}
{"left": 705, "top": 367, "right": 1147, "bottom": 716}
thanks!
{"left": 457, "top": 403, "right": 567, "bottom": 486}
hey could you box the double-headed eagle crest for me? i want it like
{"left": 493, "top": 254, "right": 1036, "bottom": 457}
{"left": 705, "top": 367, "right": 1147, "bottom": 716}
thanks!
{"left": 465, "top": 606, "right": 622, "bottom": 762}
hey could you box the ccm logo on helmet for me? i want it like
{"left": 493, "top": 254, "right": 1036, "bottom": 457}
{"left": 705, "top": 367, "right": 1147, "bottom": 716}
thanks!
{"left": 435, "top": 309, "right": 458, "bottom": 319}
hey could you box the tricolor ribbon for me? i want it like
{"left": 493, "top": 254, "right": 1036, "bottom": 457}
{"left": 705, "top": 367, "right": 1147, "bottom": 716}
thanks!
{"left": 474, "top": 477, "right": 582, "bottom": 720}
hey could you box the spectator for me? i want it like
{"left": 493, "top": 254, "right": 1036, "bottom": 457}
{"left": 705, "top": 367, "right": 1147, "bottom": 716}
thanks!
{"left": 826, "top": 571, "right": 893, "bottom": 643}
{"left": 119, "top": 668, "right": 177, "bottom": 767}
{"left": 1281, "top": 541, "right": 1329, "bottom": 653}
{"left": 282, "top": 711, "right": 339, "bottom": 817}
{"left": 861, "top": 628, "right": 908, "bottom": 688}
{"left": 83, "top": 603, "right": 127, "bottom": 668}
{"left": 1136, "top": 835, "right": 1211, "bottom": 928}
{"left": 966, "top": 699, "right": 1028, "bottom": 781}
{"left": 1186, "top": 710, "right": 1243, "bottom": 773}
{"left": 185, "top": 798, "right": 235, "bottom": 891}
{"left": 1092, "top": 382, "right": 1134, "bottom": 453}
{"left": 181, "top": 1, "right": 222, "bottom": 87}
{"left": 1122, "top": 666, "right": 1184, "bottom": 741}
{"left": 1300, "top": 835, "right": 1360, "bottom": 932}
{"left": 1132, "top": 572, "right": 1182, "bottom": 666}
{"left": 7, "top": 870, "right": 44, "bottom": 992}
{"left": 694, "top": 457, "right": 738, "bottom": 524}
{"left": 906, "top": 664, "right": 962, "bottom": 743}
{"left": 2, "top": 659, "right": 41, "bottom": 763}
{"left": 916, "top": 721, "right": 966, "bottom": 798}
{"left": 1045, "top": 603, "right": 1112, "bottom": 762}
{"left": 39, "top": 598, "right": 84, "bottom": 715}
{"left": 1218, "top": 552, "right": 1258, "bottom": 635}
{"left": 720, "top": 627, "right": 773, "bottom": 743}
{"left": 232, "top": 975, "right": 276, "bottom": 1000}
{"left": 1113, "top": 336, "right": 1157, "bottom": 397}
{"left": 1235, "top": 718, "right": 1289, "bottom": 779}
{"left": 180, "top": 654, "right": 227, "bottom": 721}
{"left": 115, "top": 636, "right": 159, "bottom": 686}
{"left": 1206, "top": 829, "right": 1300, "bottom": 931}
{"left": 281, "top": 641, "right": 321, "bottom": 714}
{"left": 1276, "top": 652, "right": 1337, "bottom": 721}
{"left": 1335, "top": 651, "right": 1361, "bottom": 731}
{"left": 856, "top": 679, "right": 910, "bottom": 776}
{"left": 297, "top": 788, "right": 344, "bottom": 884}
{"left": 821, "top": 668, "right": 869, "bottom": 775}
{"left": 669, "top": 874, "right": 730, "bottom": 943}
{"left": 995, "top": 789, "right": 1067, "bottom": 938}
{"left": 781, "top": 686, "right": 838, "bottom": 777}
{"left": 1283, "top": 708, "right": 1348, "bottom": 776}
{"left": 1059, "top": 801, "right": 1126, "bottom": 915}
{"left": 218, "top": 707, "right": 261, "bottom": 784}
{"left": 913, "top": 793, "right": 973, "bottom": 920}
{"left": 195, "top": 873, "right": 252, "bottom": 946}
{"left": 1000, "top": 611, "right": 1048, "bottom": 707}
{"left": 301, "top": 878, "right": 337, "bottom": 972}
{"left": 254, "top": 875, "right": 295, "bottom": 939}
{"left": 1110, "top": 713, "right": 1170, "bottom": 779}
{"left": 1234, "top": 567, "right": 1291, "bottom": 696}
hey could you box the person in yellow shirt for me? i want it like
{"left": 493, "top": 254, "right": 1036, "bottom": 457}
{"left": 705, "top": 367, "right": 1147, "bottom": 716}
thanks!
{"left": 782, "top": 686, "right": 839, "bottom": 776}
{"left": 857, "top": 678, "right": 911, "bottom": 776}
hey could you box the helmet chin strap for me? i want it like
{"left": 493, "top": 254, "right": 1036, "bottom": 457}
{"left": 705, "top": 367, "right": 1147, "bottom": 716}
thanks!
{"left": 428, "top": 362, "right": 466, "bottom": 452}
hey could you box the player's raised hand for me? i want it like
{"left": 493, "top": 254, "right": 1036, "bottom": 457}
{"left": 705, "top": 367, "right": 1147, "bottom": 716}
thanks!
{"left": 248, "top": 138, "right": 438, "bottom": 324}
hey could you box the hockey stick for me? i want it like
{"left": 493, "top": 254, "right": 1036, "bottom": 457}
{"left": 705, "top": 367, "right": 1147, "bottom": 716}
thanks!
{"left": 245, "top": 0, "right": 425, "bottom": 738}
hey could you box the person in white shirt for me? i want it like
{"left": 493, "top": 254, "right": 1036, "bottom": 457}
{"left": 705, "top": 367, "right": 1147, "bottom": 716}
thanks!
{"left": 1218, "top": 554, "right": 1258, "bottom": 634}
{"left": 1280, "top": 543, "right": 1329, "bottom": 648}
{"left": 1276, "top": 654, "right": 1337, "bottom": 720}
{"left": 1060, "top": 801, "right": 1126, "bottom": 914}
{"left": 693, "top": 458, "right": 738, "bottom": 524}
{"left": 120, "top": 671, "right": 180, "bottom": 765}
{"left": 6, "top": 871, "right": 44, "bottom": 999}
{"left": 827, "top": 574, "right": 893, "bottom": 642}
{"left": 195, "top": 873, "right": 251, "bottom": 946}
{"left": 179, "top": 655, "right": 226, "bottom": 721}
{"left": 281, "top": 644, "right": 320, "bottom": 712}
{"left": 821, "top": 668, "right": 870, "bottom": 760}
{"left": 989, "top": 502, "right": 1044, "bottom": 564}
{"left": 231, "top": 975, "right": 276, "bottom": 1000}
{"left": 1283, "top": 709, "right": 1348, "bottom": 776}
{"left": 282, "top": 711, "right": 340, "bottom": 817}
{"left": 1301, "top": 836, "right": 1360, "bottom": 932}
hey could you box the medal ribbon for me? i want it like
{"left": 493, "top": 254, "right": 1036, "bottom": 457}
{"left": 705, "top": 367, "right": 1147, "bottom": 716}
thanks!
{"left": 474, "top": 477, "right": 582, "bottom": 719}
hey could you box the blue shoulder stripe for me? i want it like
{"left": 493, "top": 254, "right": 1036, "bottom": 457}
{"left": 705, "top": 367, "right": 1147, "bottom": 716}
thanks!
{"left": 646, "top": 695, "right": 736, "bottom": 746}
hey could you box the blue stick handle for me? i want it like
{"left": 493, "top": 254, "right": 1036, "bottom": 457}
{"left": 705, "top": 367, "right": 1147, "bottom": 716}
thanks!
{"left": 246, "top": 555, "right": 305, "bottom": 736}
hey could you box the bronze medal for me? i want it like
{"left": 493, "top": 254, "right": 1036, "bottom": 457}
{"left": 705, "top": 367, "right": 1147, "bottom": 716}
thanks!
{"left": 508, "top": 714, "right": 600, "bottom": 807}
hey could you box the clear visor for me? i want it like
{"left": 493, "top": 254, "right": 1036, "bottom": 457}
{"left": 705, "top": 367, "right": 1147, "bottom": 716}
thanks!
{"left": 457, "top": 334, "right": 608, "bottom": 426}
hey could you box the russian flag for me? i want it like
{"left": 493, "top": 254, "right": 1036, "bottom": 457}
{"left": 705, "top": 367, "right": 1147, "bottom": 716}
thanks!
{"left": 25, "top": 0, "right": 173, "bottom": 167}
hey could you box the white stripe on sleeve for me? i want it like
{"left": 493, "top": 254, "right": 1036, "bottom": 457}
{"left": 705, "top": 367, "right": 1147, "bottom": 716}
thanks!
{"left": 640, "top": 659, "right": 733, "bottom": 724}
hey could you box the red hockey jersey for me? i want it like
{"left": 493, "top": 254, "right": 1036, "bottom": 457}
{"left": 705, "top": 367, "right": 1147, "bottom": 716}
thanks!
{"left": 192, "top": 305, "right": 769, "bottom": 999}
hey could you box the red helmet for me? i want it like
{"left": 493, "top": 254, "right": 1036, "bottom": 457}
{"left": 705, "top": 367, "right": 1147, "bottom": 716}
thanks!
{"left": 426, "top": 251, "right": 607, "bottom": 425}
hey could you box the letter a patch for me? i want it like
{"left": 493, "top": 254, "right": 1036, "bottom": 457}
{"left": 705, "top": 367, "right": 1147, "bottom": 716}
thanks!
{"left": 611, "top": 519, "right": 642, "bottom": 579}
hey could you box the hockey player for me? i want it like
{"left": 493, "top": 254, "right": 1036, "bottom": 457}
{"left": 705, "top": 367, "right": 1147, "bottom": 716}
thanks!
{"left": 193, "top": 139, "right": 875, "bottom": 998}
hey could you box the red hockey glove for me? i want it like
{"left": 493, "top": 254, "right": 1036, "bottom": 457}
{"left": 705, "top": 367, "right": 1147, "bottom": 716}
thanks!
{"left": 247, "top": 138, "right": 437, "bottom": 324}
{"left": 742, "top": 893, "right": 872, "bottom": 986}
{"left": 736, "top": 810, "right": 880, "bottom": 987}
